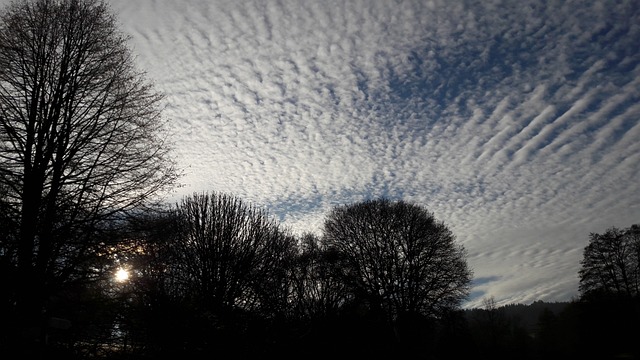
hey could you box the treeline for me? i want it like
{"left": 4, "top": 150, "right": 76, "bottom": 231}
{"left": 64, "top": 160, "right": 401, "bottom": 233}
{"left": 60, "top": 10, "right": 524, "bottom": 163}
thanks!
{"left": 2, "top": 192, "right": 638, "bottom": 359}
{"left": 463, "top": 295, "right": 639, "bottom": 360}
{"left": 2, "top": 193, "right": 474, "bottom": 358}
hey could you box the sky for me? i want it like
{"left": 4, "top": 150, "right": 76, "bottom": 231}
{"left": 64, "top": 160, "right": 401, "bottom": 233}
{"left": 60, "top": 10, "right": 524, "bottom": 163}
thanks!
{"left": 6, "top": 0, "right": 639, "bottom": 309}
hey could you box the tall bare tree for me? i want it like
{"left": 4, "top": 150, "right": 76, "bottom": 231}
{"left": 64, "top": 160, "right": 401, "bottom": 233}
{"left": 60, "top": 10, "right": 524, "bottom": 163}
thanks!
{"left": 323, "top": 199, "right": 472, "bottom": 321}
{"left": 0, "top": 0, "right": 177, "bottom": 341}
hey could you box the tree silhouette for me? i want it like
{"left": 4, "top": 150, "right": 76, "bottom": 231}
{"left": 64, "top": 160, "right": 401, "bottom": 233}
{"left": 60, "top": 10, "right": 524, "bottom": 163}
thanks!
{"left": 323, "top": 199, "right": 472, "bottom": 319}
{"left": 322, "top": 198, "right": 472, "bottom": 354}
{"left": 148, "top": 192, "right": 296, "bottom": 356}
{"left": 573, "top": 224, "right": 640, "bottom": 359}
{"left": 167, "top": 192, "right": 294, "bottom": 315}
{"left": 579, "top": 224, "right": 640, "bottom": 298}
{"left": 0, "top": 0, "right": 177, "bottom": 353}
{"left": 289, "top": 233, "right": 350, "bottom": 322}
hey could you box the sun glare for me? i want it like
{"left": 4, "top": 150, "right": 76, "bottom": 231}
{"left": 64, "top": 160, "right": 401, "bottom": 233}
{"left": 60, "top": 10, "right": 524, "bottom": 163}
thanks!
{"left": 115, "top": 268, "right": 130, "bottom": 282}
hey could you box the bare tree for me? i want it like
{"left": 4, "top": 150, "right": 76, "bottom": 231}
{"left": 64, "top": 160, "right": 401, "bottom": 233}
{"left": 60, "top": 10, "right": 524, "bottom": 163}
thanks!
{"left": 167, "top": 192, "right": 295, "bottom": 317}
{"left": 322, "top": 198, "right": 472, "bottom": 321}
{"left": 579, "top": 224, "right": 640, "bottom": 298}
{"left": 289, "top": 232, "right": 350, "bottom": 321}
{"left": 0, "top": 0, "right": 177, "bottom": 341}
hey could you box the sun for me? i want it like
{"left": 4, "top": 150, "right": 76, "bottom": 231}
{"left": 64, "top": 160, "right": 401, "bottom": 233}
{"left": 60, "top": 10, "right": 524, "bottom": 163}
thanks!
{"left": 115, "top": 268, "right": 130, "bottom": 282}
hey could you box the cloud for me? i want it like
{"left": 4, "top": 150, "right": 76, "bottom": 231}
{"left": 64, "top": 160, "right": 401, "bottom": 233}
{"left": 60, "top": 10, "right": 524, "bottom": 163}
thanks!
{"left": 33, "top": 0, "right": 640, "bottom": 307}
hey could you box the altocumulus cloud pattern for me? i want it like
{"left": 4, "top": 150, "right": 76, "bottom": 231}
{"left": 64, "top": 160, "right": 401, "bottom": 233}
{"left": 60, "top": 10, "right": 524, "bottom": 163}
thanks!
{"left": 18, "top": 0, "right": 637, "bottom": 308}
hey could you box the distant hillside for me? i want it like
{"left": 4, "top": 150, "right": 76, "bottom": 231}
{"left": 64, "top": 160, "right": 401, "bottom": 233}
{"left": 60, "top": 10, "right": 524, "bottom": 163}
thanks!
{"left": 464, "top": 300, "right": 570, "bottom": 332}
